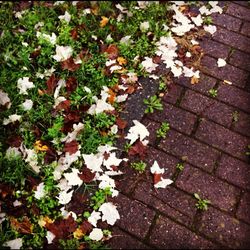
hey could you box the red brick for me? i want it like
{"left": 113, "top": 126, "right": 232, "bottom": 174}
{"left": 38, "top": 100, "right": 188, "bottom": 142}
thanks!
{"left": 236, "top": 192, "right": 250, "bottom": 225}
{"left": 211, "top": 13, "right": 242, "bottom": 32}
{"left": 195, "top": 119, "right": 249, "bottom": 161}
{"left": 201, "top": 55, "right": 248, "bottom": 88}
{"left": 146, "top": 102, "right": 197, "bottom": 135}
{"left": 159, "top": 130, "right": 219, "bottom": 173}
{"left": 175, "top": 165, "right": 240, "bottom": 212}
{"left": 216, "top": 155, "right": 250, "bottom": 190}
{"left": 213, "top": 26, "right": 250, "bottom": 53}
{"left": 107, "top": 227, "right": 150, "bottom": 249}
{"left": 133, "top": 181, "right": 195, "bottom": 227}
{"left": 233, "top": 1, "right": 250, "bottom": 8}
{"left": 149, "top": 215, "right": 218, "bottom": 249}
{"left": 226, "top": 2, "right": 250, "bottom": 22}
{"left": 241, "top": 21, "right": 250, "bottom": 37}
{"left": 112, "top": 194, "right": 155, "bottom": 239}
{"left": 217, "top": 83, "right": 250, "bottom": 113}
{"left": 233, "top": 111, "right": 250, "bottom": 137}
{"left": 199, "top": 38, "right": 230, "bottom": 59}
{"left": 197, "top": 207, "right": 250, "bottom": 248}
{"left": 229, "top": 49, "right": 250, "bottom": 72}
{"left": 180, "top": 90, "right": 234, "bottom": 127}
{"left": 175, "top": 74, "right": 216, "bottom": 95}
{"left": 162, "top": 83, "right": 183, "bottom": 104}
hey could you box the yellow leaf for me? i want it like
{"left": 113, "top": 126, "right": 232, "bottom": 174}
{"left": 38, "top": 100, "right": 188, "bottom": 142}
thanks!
{"left": 100, "top": 16, "right": 109, "bottom": 28}
{"left": 34, "top": 140, "right": 49, "bottom": 152}
{"left": 191, "top": 76, "right": 199, "bottom": 85}
{"left": 73, "top": 228, "right": 84, "bottom": 239}
{"left": 38, "top": 216, "right": 54, "bottom": 227}
{"left": 117, "top": 57, "right": 127, "bottom": 65}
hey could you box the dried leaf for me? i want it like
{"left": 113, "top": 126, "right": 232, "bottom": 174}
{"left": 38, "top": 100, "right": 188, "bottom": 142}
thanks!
{"left": 66, "top": 77, "right": 77, "bottom": 94}
{"left": 115, "top": 118, "right": 127, "bottom": 130}
{"left": 55, "top": 100, "right": 71, "bottom": 112}
{"left": 107, "top": 89, "right": 116, "bottom": 104}
{"left": 78, "top": 168, "right": 95, "bottom": 183}
{"left": 104, "top": 44, "right": 119, "bottom": 59}
{"left": 117, "top": 57, "right": 127, "bottom": 65}
{"left": 126, "top": 86, "right": 136, "bottom": 94}
{"left": 45, "top": 74, "right": 58, "bottom": 94}
{"left": 6, "top": 135, "right": 22, "bottom": 147}
{"left": 100, "top": 16, "right": 109, "bottom": 28}
{"left": 61, "top": 57, "right": 81, "bottom": 72}
{"left": 63, "top": 140, "right": 79, "bottom": 155}
{"left": 128, "top": 140, "right": 147, "bottom": 159}
{"left": 153, "top": 173, "right": 162, "bottom": 184}
{"left": 70, "top": 28, "right": 78, "bottom": 40}
{"left": 80, "top": 220, "right": 93, "bottom": 234}
{"left": 10, "top": 216, "right": 33, "bottom": 234}
{"left": 191, "top": 76, "right": 199, "bottom": 84}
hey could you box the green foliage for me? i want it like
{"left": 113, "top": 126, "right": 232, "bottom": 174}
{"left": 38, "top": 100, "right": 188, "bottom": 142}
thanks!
{"left": 0, "top": 154, "right": 36, "bottom": 187}
{"left": 144, "top": 95, "right": 163, "bottom": 113}
{"left": 156, "top": 122, "right": 170, "bottom": 138}
{"left": 46, "top": 116, "right": 64, "bottom": 139}
{"left": 176, "top": 162, "right": 184, "bottom": 171}
{"left": 59, "top": 238, "right": 80, "bottom": 250}
{"left": 194, "top": 193, "right": 211, "bottom": 211}
{"left": 90, "top": 188, "right": 112, "bottom": 210}
{"left": 130, "top": 161, "right": 147, "bottom": 173}
{"left": 208, "top": 88, "right": 217, "bottom": 98}
{"left": 203, "top": 16, "right": 213, "bottom": 25}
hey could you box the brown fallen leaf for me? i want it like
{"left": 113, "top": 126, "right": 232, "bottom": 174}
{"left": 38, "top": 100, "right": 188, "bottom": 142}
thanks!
{"left": 78, "top": 168, "right": 95, "bottom": 183}
{"left": 63, "top": 140, "right": 79, "bottom": 155}
{"left": 128, "top": 140, "right": 147, "bottom": 159}
{"left": 116, "top": 118, "right": 128, "bottom": 130}
{"left": 61, "top": 57, "right": 81, "bottom": 72}
{"left": 117, "top": 57, "right": 127, "bottom": 65}
{"left": 10, "top": 216, "right": 33, "bottom": 234}
{"left": 153, "top": 173, "right": 162, "bottom": 185}
{"left": 104, "top": 44, "right": 119, "bottom": 59}
{"left": 191, "top": 76, "right": 199, "bottom": 84}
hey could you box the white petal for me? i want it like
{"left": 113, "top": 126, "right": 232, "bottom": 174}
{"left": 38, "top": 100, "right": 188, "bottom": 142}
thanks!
{"left": 99, "top": 202, "right": 120, "bottom": 225}
{"left": 217, "top": 58, "right": 227, "bottom": 67}
{"left": 46, "top": 231, "right": 56, "bottom": 244}
{"left": 64, "top": 168, "right": 83, "bottom": 187}
{"left": 88, "top": 211, "right": 101, "bottom": 227}
{"left": 154, "top": 178, "right": 173, "bottom": 188}
{"left": 150, "top": 160, "right": 164, "bottom": 174}
{"left": 89, "top": 228, "right": 103, "bottom": 241}
{"left": 3, "top": 238, "right": 22, "bottom": 249}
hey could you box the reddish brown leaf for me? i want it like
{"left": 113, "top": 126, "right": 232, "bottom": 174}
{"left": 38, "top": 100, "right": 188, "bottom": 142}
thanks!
{"left": 153, "top": 55, "right": 162, "bottom": 64}
{"left": 79, "top": 168, "right": 95, "bottom": 183}
{"left": 128, "top": 140, "right": 147, "bottom": 159}
{"left": 45, "top": 74, "right": 58, "bottom": 95}
{"left": 153, "top": 173, "right": 162, "bottom": 184}
{"left": 80, "top": 220, "right": 93, "bottom": 234}
{"left": 104, "top": 44, "right": 119, "bottom": 59}
{"left": 67, "top": 192, "right": 89, "bottom": 214}
{"left": 103, "top": 152, "right": 110, "bottom": 160}
{"left": 0, "top": 183, "right": 14, "bottom": 199}
{"left": 46, "top": 214, "right": 77, "bottom": 239}
{"left": 10, "top": 216, "right": 33, "bottom": 234}
{"left": 44, "top": 147, "right": 57, "bottom": 164}
{"left": 126, "top": 85, "right": 136, "bottom": 94}
{"left": 30, "top": 49, "right": 41, "bottom": 59}
{"left": 116, "top": 118, "right": 127, "bottom": 130}
{"left": 63, "top": 140, "right": 79, "bottom": 155}
{"left": 70, "top": 28, "right": 78, "bottom": 40}
{"left": 66, "top": 77, "right": 77, "bottom": 94}
{"left": 55, "top": 100, "right": 71, "bottom": 112}
{"left": 6, "top": 135, "right": 22, "bottom": 147}
{"left": 61, "top": 57, "right": 81, "bottom": 72}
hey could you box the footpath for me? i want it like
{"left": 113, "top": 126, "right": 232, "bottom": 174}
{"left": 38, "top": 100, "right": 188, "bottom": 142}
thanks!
{"left": 108, "top": 1, "right": 250, "bottom": 249}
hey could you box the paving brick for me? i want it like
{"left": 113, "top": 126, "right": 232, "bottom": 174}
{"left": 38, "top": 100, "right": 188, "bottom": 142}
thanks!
{"left": 233, "top": 111, "right": 250, "bottom": 137}
{"left": 107, "top": 227, "right": 151, "bottom": 249}
{"left": 112, "top": 194, "right": 155, "bottom": 239}
{"left": 199, "top": 38, "right": 230, "bottom": 59}
{"left": 236, "top": 192, "right": 250, "bottom": 225}
{"left": 201, "top": 55, "right": 248, "bottom": 88}
{"left": 226, "top": 2, "right": 250, "bottom": 22}
{"left": 180, "top": 90, "right": 234, "bottom": 127}
{"left": 213, "top": 26, "right": 250, "bottom": 53}
{"left": 217, "top": 83, "right": 250, "bottom": 113}
{"left": 159, "top": 130, "right": 219, "bottom": 173}
{"left": 229, "top": 49, "right": 250, "bottom": 72}
{"left": 195, "top": 119, "right": 249, "bottom": 161}
{"left": 197, "top": 207, "right": 250, "bottom": 248}
{"left": 175, "top": 74, "right": 217, "bottom": 95}
{"left": 216, "top": 155, "right": 250, "bottom": 190}
{"left": 233, "top": 1, "right": 250, "bottom": 8}
{"left": 241, "top": 21, "right": 250, "bottom": 37}
{"left": 175, "top": 165, "right": 240, "bottom": 212}
{"left": 211, "top": 13, "right": 242, "bottom": 32}
{"left": 146, "top": 102, "right": 197, "bottom": 135}
{"left": 149, "top": 215, "right": 218, "bottom": 249}
{"left": 133, "top": 181, "right": 195, "bottom": 227}
{"left": 162, "top": 83, "right": 183, "bottom": 105}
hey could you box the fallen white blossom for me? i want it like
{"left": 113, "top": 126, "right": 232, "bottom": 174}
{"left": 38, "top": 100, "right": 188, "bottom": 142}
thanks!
{"left": 3, "top": 114, "right": 22, "bottom": 125}
{"left": 89, "top": 228, "right": 103, "bottom": 241}
{"left": 0, "top": 89, "right": 11, "bottom": 108}
{"left": 52, "top": 45, "right": 73, "bottom": 62}
{"left": 58, "top": 11, "right": 71, "bottom": 23}
{"left": 21, "top": 99, "right": 33, "bottom": 111}
{"left": 88, "top": 211, "right": 101, "bottom": 227}
{"left": 34, "top": 182, "right": 46, "bottom": 200}
{"left": 3, "top": 238, "right": 23, "bottom": 249}
{"left": 217, "top": 58, "right": 227, "bottom": 67}
{"left": 17, "top": 77, "right": 34, "bottom": 95}
{"left": 99, "top": 202, "right": 120, "bottom": 225}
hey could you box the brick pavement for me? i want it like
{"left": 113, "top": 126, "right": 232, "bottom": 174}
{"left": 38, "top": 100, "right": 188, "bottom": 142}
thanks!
{"left": 107, "top": 2, "right": 250, "bottom": 249}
